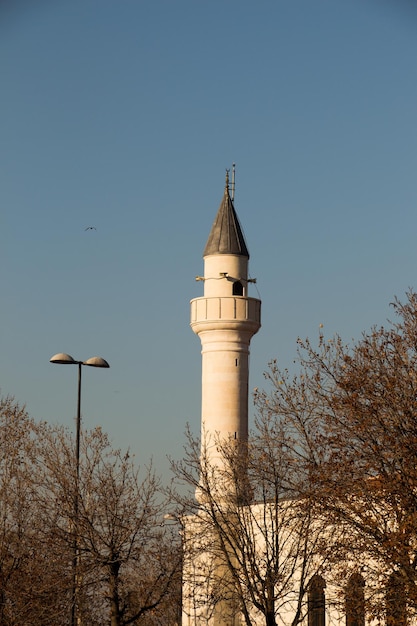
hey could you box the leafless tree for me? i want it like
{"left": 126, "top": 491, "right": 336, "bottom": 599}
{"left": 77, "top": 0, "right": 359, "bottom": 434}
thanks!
{"left": 0, "top": 396, "right": 73, "bottom": 624}
{"left": 172, "top": 423, "right": 332, "bottom": 626}
{"left": 0, "top": 397, "right": 181, "bottom": 625}
{"left": 255, "top": 291, "right": 417, "bottom": 622}
{"left": 36, "top": 424, "right": 182, "bottom": 626}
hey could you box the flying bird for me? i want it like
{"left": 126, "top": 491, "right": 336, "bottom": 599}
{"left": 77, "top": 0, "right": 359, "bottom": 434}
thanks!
{"left": 84, "top": 226, "right": 97, "bottom": 231}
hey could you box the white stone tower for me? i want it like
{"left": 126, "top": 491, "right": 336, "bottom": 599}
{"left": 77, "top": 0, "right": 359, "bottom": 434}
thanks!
{"left": 190, "top": 172, "right": 261, "bottom": 476}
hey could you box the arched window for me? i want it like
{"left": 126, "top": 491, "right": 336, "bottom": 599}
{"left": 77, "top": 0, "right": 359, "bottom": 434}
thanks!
{"left": 386, "top": 571, "right": 407, "bottom": 626}
{"left": 308, "top": 575, "right": 326, "bottom": 626}
{"left": 345, "top": 573, "right": 365, "bottom": 626}
{"left": 232, "top": 281, "right": 243, "bottom": 296}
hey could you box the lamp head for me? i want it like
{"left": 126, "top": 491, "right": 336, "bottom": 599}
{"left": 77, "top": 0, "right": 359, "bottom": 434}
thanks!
{"left": 50, "top": 353, "right": 77, "bottom": 364}
{"left": 83, "top": 356, "right": 110, "bottom": 368}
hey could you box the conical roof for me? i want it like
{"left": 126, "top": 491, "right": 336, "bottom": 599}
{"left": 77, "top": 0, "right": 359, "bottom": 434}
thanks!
{"left": 203, "top": 175, "right": 249, "bottom": 258}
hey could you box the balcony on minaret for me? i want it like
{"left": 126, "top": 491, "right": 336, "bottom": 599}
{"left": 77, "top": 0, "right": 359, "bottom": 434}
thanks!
{"left": 190, "top": 295, "right": 261, "bottom": 335}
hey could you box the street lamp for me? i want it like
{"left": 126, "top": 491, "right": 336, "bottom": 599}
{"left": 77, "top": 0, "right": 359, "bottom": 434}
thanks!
{"left": 50, "top": 352, "right": 110, "bottom": 626}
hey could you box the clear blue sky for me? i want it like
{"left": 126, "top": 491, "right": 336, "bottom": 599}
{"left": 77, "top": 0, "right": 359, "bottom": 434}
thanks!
{"left": 2, "top": 0, "right": 416, "bottom": 477}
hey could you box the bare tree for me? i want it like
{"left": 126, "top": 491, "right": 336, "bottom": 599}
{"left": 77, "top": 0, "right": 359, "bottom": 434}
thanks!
{"left": 173, "top": 424, "right": 332, "bottom": 626}
{"left": 255, "top": 291, "right": 417, "bottom": 622}
{"left": 0, "top": 396, "right": 73, "bottom": 624}
{"left": 0, "top": 396, "right": 181, "bottom": 624}
{"left": 37, "top": 424, "right": 182, "bottom": 626}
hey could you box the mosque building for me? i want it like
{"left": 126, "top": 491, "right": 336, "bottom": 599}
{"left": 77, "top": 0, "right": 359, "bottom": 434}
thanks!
{"left": 182, "top": 173, "right": 402, "bottom": 626}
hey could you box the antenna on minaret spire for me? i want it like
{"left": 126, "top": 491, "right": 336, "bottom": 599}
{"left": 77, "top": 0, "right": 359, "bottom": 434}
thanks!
{"left": 231, "top": 162, "right": 236, "bottom": 201}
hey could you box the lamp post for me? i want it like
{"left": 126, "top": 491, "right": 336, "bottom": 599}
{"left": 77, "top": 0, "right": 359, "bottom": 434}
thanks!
{"left": 50, "top": 353, "right": 110, "bottom": 626}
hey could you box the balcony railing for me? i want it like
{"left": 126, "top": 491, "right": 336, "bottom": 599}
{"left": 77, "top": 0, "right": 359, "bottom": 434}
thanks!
{"left": 190, "top": 296, "right": 261, "bottom": 326}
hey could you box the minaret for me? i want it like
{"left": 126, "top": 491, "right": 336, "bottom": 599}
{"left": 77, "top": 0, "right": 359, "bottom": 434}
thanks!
{"left": 190, "top": 172, "right": 261, "bottom": 479}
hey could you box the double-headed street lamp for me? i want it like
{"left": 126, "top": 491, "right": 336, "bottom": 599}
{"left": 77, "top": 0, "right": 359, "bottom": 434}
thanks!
{"left": 50, "top": 353, "right": 110, "bottom": 626}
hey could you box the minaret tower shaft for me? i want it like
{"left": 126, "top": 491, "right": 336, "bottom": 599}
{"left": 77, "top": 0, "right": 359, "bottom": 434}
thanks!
{"left": 190, "top": 173, "right": 261, "bottom": 471}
